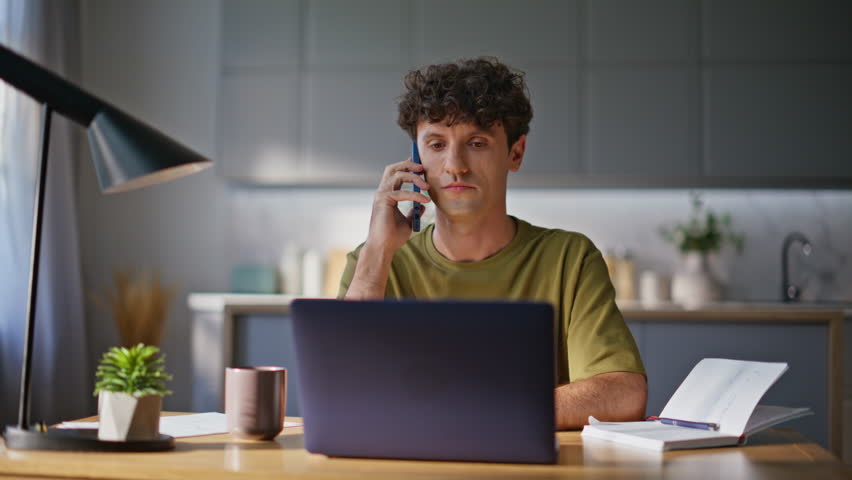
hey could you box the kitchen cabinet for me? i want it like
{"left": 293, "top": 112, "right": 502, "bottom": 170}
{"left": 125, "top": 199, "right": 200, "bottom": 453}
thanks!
{"left": 582, "top": 0, "right": 701, "bottom": 180}
{"left": 584, "top": 67, "right": 699, "bottom": 177}
{"left": 222, "top": 0, "right": 301, "bottom": 69}
{"left": 703, "top": 66, "right": 852, "bottom": 179}
{"left": 219, "top": 0, "right": 410, "bottom": 185}
{"left": 217, "top": 0, "right": 852, "bottom": 187}
{"left": 219, "top": 72, "right": 304, "bottom": 181}
{"left": 508, "top": 65, "right": 582, "bottom": 182}
{"left": 586, "top": 0, "right": 695, "bottom": 63}
{"left": 413, "top": 0, "right": 579, "bottom": 66}
{"left": 702, "top": 0, "right": 852, "bottom": 62}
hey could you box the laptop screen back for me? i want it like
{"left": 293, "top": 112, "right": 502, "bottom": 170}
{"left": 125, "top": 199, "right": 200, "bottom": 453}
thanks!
{"left": 291, "top": 298, "right": 557, "bottom": 464}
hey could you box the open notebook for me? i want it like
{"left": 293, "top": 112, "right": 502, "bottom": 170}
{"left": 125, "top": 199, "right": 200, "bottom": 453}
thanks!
{"left": 581, "top": 358, "right": 812, "bottom": 451}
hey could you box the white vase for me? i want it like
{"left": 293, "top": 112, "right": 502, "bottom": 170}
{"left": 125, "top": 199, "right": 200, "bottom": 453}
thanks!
{"left": 98, "top": 391, "right": 162, "bottom": 441}
{"left": 671, "top": 252, "right": 721, "bottom": 310}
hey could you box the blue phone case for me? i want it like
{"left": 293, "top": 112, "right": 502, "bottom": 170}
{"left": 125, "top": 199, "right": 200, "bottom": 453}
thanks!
{"left": 411, "top": 141, "right": 422, "bottom": 232}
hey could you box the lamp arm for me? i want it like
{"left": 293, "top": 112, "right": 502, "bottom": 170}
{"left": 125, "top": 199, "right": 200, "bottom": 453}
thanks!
{"left": 16, "top": 104, "right": 52, "bottom": 429}
{"left": 0, "top": 44, "right": 102, "bottom": 126}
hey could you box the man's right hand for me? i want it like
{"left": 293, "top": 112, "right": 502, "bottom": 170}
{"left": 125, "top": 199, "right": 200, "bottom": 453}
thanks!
{"left": 365, "top": 158, "right": 431, "bottom": 254}
{"left": 344, "top": 159, "right": 431, "bottom": 300}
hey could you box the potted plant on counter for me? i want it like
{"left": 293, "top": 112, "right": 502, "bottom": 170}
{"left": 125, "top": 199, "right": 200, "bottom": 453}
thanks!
{"left": 94, "top": 343, "right": 172, "bottom": 441}
{"left": 659, "top": 192, "right": 745, "bottom": 309}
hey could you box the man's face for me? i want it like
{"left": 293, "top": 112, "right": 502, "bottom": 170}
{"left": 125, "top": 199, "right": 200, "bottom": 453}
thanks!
{"left": 416, "top": 120, "right": 525, "bottom": 221}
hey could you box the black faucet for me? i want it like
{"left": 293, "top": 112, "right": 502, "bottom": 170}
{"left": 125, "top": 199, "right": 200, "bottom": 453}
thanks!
{"left": 781, "top": 232, "right": 812, "bottom": 302}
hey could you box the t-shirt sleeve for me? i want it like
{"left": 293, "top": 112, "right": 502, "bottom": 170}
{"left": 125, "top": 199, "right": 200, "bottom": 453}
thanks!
{"left": 565, "top": 241, "right": 645, "bottom": 382}
{"left": 336, "top": 245, "right": 363, "bottom": 299}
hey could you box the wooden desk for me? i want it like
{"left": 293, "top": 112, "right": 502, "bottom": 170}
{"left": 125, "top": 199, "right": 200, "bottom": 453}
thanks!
{"left": 1, "top": 416, "right": 849, "bottom": 479}
{"left": 188, "top": 294, "right": 849, "bottom": 457}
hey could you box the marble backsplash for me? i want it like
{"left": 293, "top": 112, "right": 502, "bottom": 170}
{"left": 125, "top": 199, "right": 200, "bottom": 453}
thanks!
{"left": 227, "top": 188, "right": 852, "bottom": 303}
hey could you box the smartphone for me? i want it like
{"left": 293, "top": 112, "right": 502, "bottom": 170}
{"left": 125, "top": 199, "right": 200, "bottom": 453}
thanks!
{"left": 411, "top": 140, "right": 422, "bottom": 232}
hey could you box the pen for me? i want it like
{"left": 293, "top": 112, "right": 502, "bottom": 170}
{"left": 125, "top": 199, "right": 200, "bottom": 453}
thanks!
{"left": 649, "top": 416, "right": 719, "bottom": 431}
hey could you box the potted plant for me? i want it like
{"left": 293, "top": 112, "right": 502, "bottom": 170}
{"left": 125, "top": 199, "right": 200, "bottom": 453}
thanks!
{"left": 659, "top": 192, "right": 745, "bottom": 309}
{"left": 94, "top": 343, "right": 172, "bottom": 441}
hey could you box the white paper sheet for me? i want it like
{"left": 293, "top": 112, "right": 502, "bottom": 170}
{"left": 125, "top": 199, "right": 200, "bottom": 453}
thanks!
{"left": 56, "top": 412, "right": 302, "bottom": 438}
{"left": 659, "top": 358, "right": 788, "bottom": 435}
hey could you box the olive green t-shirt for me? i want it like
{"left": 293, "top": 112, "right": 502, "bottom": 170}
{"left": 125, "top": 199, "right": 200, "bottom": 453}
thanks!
{"left": 338, "top": 216, "right": 645, "bottom": 385}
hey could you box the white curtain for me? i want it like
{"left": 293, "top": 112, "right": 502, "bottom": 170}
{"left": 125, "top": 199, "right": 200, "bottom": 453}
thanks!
{"left": 0, "top": 0, "right": 89, "bottom": 425}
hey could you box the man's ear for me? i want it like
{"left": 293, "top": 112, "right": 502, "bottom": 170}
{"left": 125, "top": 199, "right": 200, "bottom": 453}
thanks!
{"left": 508, "top": 134, "right": 526, "bottom": 172}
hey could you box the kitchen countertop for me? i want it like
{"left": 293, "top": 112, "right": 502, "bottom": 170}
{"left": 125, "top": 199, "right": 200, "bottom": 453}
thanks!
{"left": 188, "top": 293, "right": 304, "bottom": 312}
{"left": 618, "top": 299, "right": 852, "bottom": 318}
{"left": 187, "top": 293, "right": 852, "bottom": 316}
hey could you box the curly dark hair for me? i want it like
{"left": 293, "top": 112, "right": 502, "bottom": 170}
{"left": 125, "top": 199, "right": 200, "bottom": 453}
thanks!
{"left": 397, "top": 57, "right": 533, "bottom": 148}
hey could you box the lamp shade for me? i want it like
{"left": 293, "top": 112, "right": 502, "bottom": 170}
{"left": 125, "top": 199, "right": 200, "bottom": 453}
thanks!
{"left": 87, "top": 108, "right": 211, "bottom": 194}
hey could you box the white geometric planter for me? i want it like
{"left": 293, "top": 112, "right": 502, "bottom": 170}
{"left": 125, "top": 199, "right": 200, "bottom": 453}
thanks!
{"left": 98, "top": 392, "right": 162, "bottom": 441}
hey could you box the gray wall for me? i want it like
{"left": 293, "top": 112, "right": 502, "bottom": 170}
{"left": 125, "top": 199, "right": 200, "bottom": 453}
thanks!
{"left": 76, "top": 1, "right": 852, "bottom": 414}
{"left": 77, "top": 0, "right": 227, "bottom": 411}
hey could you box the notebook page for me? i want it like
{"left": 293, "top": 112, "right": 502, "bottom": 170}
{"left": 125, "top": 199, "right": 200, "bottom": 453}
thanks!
{"left": 659, "top": 359, "right": 788, "bottom": 436}
{"left": 743, "top": 405, "right": 813, "bottom": 436}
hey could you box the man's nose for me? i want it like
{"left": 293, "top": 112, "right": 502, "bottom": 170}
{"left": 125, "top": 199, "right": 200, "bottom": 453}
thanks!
{"left": 444, "top": 143, "right": 470, "bottom": 175}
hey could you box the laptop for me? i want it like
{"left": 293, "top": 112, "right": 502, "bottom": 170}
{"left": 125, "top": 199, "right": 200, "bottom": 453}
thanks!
{"left": 290, "top": 298, "right": 557, "bottom": 464}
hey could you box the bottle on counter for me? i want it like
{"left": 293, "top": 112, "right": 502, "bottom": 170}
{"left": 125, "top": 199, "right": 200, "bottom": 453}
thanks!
{"left": 301, "top": 248, "right": 324, "bottom": 298}
{"left": 602, "top": 247, "right": 617, "bottom": 283}
{"left": 278, "top": 243, "right": 302, "bottom": 295}
{"left": 613, "top": 247, "right": 637, "bottom": 303}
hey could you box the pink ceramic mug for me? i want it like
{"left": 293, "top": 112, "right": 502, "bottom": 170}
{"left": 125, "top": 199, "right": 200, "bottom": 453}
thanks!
{"left": 225, "top": 366, "right": 287, "bottom": 440}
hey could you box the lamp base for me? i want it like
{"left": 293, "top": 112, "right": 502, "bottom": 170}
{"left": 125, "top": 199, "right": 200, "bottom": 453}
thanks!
{"left": 2, "top": 426, "right": 175, "bottom": 452}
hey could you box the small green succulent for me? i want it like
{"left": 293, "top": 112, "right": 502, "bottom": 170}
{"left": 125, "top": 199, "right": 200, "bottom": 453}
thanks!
{"left": 93, "top": 343, "right": 172, "bottom": 397}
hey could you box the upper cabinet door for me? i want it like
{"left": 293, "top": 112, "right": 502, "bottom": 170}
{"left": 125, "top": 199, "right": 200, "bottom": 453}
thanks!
{"left": 585, "top": 67, "right": 700, "bottom": 179}
{"left": 220, "top": 0, "right": 304, "bottom": 183}
{"left": 583, "top": 0, "right": 701, "bottom": 183}
{"left": 305, "top": 0, "right": 408, "bottom": 69}
{"left": 703, "top": 0, "right": 852, "bottom": 62}
{"left": 704, "top": 66, "right": 852, "bottom": 178}
{"left": 304, "top": 70, "right": 410, "bottom": 183}
{"left": 222, "top": 0, "right": 301, "bottom": 68}
{"left": 702, "top": 0, "right": 852, "bottom": 179}
{"left": 586, "top": 0, "right": 696, "bottom": 63}
{"left": 414, "top": 0, "right": 579, "bottom": 65}
{"left": 220, "top": 72, "right": 304, "bottom": 182}
{"left": 417, "top": 0, "right": 584, "bottom": 184}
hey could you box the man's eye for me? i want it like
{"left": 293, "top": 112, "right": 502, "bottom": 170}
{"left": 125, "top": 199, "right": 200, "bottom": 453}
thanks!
{"left": 428, "top": 142, "right": 444, "bottom": 150}
{"left": 471, "top": 141, "right": 486, "bottom": 148}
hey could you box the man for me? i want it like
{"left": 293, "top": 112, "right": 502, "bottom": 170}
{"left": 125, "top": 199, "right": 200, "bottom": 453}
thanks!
{"left": 339, "top": 57, "right": 646, "bottom": 429}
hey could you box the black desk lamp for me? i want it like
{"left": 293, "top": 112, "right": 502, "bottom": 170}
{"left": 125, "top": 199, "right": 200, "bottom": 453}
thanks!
{"left": 0, "top": 44, "right": 212, "bottom": 451}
